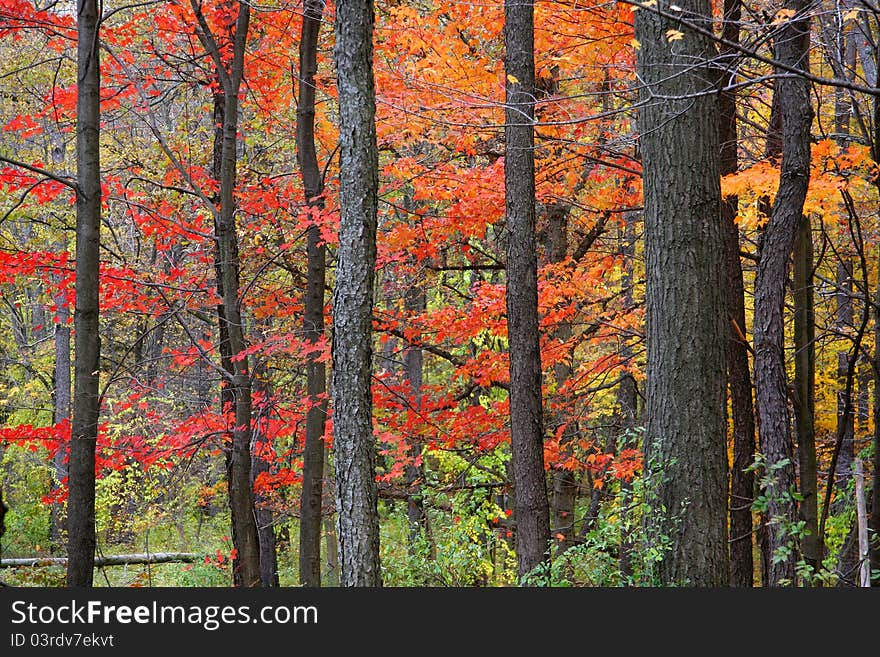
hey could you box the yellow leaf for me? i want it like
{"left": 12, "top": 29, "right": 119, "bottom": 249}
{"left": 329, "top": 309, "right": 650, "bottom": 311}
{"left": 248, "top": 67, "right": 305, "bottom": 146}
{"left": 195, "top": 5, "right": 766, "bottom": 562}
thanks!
{"left": 666, "top": 29, "right": 684, "bottom": 42}
{"left": 631, "top": 38, "right": 641, "bottom": 50}
{"left": 506, "top": 74, "right": 519, "bottom": 84}
{"left": 844, "top": 9, "right": 860, "bottom": 22}
{"left": 771, "top": 8, "right": 795, "bottom": 25}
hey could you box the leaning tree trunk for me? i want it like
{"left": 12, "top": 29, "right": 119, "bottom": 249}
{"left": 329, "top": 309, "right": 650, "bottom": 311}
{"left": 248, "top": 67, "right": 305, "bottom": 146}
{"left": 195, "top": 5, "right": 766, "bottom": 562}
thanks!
{"left": 753, "top": 0, "right": 811, "bottom": 587}
{"left": 332, "top": 0, "right": 382, "bottom": 587}
{"left": 66, "top": 0, "right": 102, "bottom": 588}
{"left": 719, "top": 0, "right": 757, "bottom": 588}
{"left": 504, "top": 0, "right": 550, "bottom": 581}
{"left": 635, "top": 0, "right": 729, "bottom": 586}
{"left": 296, "top": 0, "right": 328, "bottom": 588}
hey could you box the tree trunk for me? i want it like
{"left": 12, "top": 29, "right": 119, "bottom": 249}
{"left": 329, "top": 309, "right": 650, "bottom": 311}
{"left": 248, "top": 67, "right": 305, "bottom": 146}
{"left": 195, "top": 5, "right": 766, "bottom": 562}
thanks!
{"left": 332, "top": 0, "right": 382, "bottom": 586}
{"left": 504, "top": 0, "right": 550, "bottom": 581}
{"left": 403, "top": 284, "right": 431, "bottom": 553}
{"left": 196, "top": 0, "right": 262, "bottom": 587}
{"left": 66, "top": 0, "right": 102, "bottom": 588}
{"left": 872, "top": 247, "right": 880, "bottom": 583}
{"left": 793, "top": 215, "right": 820, "bottom": 575}
{"left": 753, "top": 0, "right": 811, "bottom": 586}
{"left": 296, "top": 0, "right": 328, "bottom": 588}
{"left": 834, "top": 260, "right": 855, "bottom": 496}
{"left": 719, "top": 0, "right": 756, "bottom": 588}
{"left": 635, "top": 0, "right": 729, "bottom": 586}
{"left": 51, "top": 289, "right": 71, "bottom": 555}
{"left": 210, "top": 91, "right": 242, "bottom": 585}
{"left": 833, "top": 259, "right": 859, "bottom": 585}
{"left": 866, "top": 44, "right": 880, "bottom": 588}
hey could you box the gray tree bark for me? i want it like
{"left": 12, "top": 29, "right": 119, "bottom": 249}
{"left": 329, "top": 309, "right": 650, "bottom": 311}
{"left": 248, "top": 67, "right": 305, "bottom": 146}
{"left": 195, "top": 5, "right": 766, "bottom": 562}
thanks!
{"left": 66, "top": 0, "right": 102, "bottom": 587}
{"left": 635, "top": 0, "right": 729, "bottom": 586}
{"left": 297, "top": 0, "right": 328, "bottom": 588}
{"left": 753, "top": 0, "right": 811, "bottom": 586}
{"left": 332, "top": 0, "right": 382, "bottom": 586}
{"left": 51, "top": 288, "right": 71, "bottom": 555}
{"left": 504, "top": 0, "right": 550, "bottom": 581}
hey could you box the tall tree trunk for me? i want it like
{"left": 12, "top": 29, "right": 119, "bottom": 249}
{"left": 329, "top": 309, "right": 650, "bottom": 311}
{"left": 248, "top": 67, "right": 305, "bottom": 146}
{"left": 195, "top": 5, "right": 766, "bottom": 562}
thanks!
{"left": 834, "top": 260, "right": 855, "bottom": 495}
{"left": 719, "top": 0, "right": 756, "bottom": 588}
{"left": 193, "top": 0, "right": 261, "bottom": 587}
{"left": 332, "top": 0, "right": 382, "bottom": 586}
{"left": 753, "top": 0, "right": 811, "bottom": 586}
{"left": 296, "top": 0, "right": 328, "bottom": 588}
{"left": 872, "top": 243, "right": 880, "bottom": 584}
{"left": 210, "top": 91, "right": 241, "bottom": 584}
{"left": 66, "top": 0, "right": 102, "bottom": 587}
{"left": 833, "top": 258, "right": 860, "bottom": 585}
{"left": 504, "top": 0, "right": 550, "bottom": 581}
{"left": 51, "top": 289, "right": 71, "bottom": 555}
{"left": 793, "top": 215, "right": 820, "bottom": 575}
{"left": 635, "top": 0, "right": 729, "bottom": 586}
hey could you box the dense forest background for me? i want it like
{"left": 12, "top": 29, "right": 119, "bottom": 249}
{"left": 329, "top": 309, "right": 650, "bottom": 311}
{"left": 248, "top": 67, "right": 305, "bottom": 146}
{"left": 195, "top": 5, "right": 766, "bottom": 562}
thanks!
{"left": 0, "top": 0, "right": 878, "bottom": 587}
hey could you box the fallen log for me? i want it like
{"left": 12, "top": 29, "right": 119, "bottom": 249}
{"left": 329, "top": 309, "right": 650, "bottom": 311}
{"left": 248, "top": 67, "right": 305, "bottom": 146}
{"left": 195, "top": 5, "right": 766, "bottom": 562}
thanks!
{"left": 0, "top": 552, "right": 201, "bottom": 568}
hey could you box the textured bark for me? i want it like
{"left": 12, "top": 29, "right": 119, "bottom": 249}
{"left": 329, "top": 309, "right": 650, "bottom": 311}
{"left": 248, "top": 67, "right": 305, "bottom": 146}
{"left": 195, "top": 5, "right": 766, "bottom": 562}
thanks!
{"left": 753, "top": 0, "right": 811, "bottom": 586}
{"left": 297, "top": 0, "right": 328, "bottom": 588}
{"left": 793, "top": 215, "right": 820, "bottom": 575}
{"left": 66, "top": 0, "right": 101, "bottom": 587}
{"left": 194, "top": 0, "right": 261, "bottom": 587}
{"left": 332, "top": 0, "right": 382, "bottom": 586}
{"left": 719, "top": 0, "right": 756, "bottom": 588}
{"left": 504, "top": 0, "right": 550, "bottom": 581}
{"left": 50, "top": 290, "right": 71, "bottom": 554}
{"left": 210, "top": 91, "right": 241, "bottom": 585}
{"left": 635, "top": 0, "right": 729, "bottom": 586}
